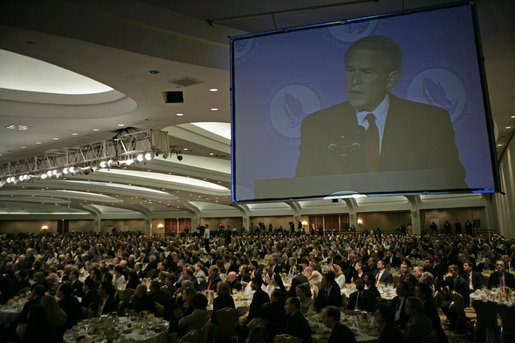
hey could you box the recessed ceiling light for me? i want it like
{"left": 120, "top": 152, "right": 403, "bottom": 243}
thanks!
{"left": 209, "top": 152, "right": 214, "bottom": 156}
{"left": 209, "top": 88, "right": 218, "bottom": 92}
{"left": 210, "top": 108, "right": 218, "bottom": 111}
{"left": 511, "top": 115, "right": 515, "bottom": 119}
{"left": 52, "top": 137, "right": 59, "bottom": 140}
{"left": 497, "top": 144, "right": 503, "bottom": 147}
{"left": 35, "top": 141, "right": 42, "bottom": 145}
{"left": 20, "top": 146, "right": 26, "bottom": 149}
{"left": 117, "top": 124, "right": 125, "bottom": 127}
{"left": 506, "top": 126, "right": 512, "bottom": 129}
{"left": 92, "top": 128, "right": 100, "bottom": 131}
{"left": 183, "top": 148, "right": 188, "bottom": 151}
{"left": 176, "top": 113, "right": 184, "bottom": 117}
{"left": 71, "top": 132, "right": 78, "bottom": 136}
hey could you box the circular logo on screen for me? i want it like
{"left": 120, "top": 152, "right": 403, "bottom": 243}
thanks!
{"left": 268, "top": 84, "right": 322, "bottom": 139}
{"left": 407, "top": 68, "right": 467, "bottom": 123}
{"left": 233, "top": 39, "right": 256, "bottom": 64}
{"left": 327, "top": 20, "right": 379, "bottom": 43}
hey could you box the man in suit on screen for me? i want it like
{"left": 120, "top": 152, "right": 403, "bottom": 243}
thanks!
{"left": 295, "top": 35, "right": 466, "bottom": 189}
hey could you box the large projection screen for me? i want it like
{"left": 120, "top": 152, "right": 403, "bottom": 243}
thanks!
{"left": 231, "top": 3, "right": 498, "bottom": 202}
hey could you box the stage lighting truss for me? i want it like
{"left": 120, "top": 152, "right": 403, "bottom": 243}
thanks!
{"left": 0, "top": 129, "right": 169, "bottom": 186}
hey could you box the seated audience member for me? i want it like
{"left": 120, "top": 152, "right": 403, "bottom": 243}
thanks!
{"left": 420, "top": 272, "right": 435, "bottom": 295}
{"left": 150, "top": 280, "right": 174, "bottom": 320}
{"left": 462, "top": 261, "right": 483, "bottom": 292}
{"left": 352, "top": 262, "right": 365, "bottom": 283}
{"left": 95, "top": 281, "right": 117, "bottom": 316}
{"left": 41, "top": 295, "right": 68, "bottom": 342}
{"left": 374, "top": 260, "right": 393, "bottom": 286}
{"left": 488, "top": 259, "right": 515, "bottom": 289}
{"left": 333, "top": 264, "right": 346, "bottom": 289}
{"left": 178, "top": 293, "right": 210, "bottom": 338}
{"left": 81, "top": 278, "right": 99, "bottom": 311}
{"left": 364, "top": 272, "right": 381, "bottom": 300}
{"left": 68, "top": 269, "right": 84, "bottom": 298}
{"left": 57, "top": 282, "right": 83, "bottom": 329}
{"left": 262, "top": 289, "right": 287, "bottom": 342}
{"left": 399, "top": 262, "right": 411, "bottom": 283}
{"left": 284, "top": 297, "right": 312, "bottom": 343}
{"left": 112, "top": 265, "right": 126, "bottom": 290}
{"left": 403, "top": 296, "right": 433, "bottom": 343}
{"left": 248, "top": 274, "right": 270, "bottom": 322}
{"left": 226, "top": 271, "right": 242, "bottom": 291}
{"left": 415, "top": 283, "right": 448, "bottom": 343}
{"left": 375, "top": 303, "right": 405, "bottom": 343}
{"left": 322, "top": 305, "right": 356, "bottom": 343}
{"left": 212, "top": 281, "right": 235, "bottom": 317}
{"left": 206, "top": 265, "right": 222, "bottom": 291}
{"left": 441, "top": 264, "right": 469, "bottom": 331}
{"left": 127, "top": 270, "right": 141, "bottom": 290}
{"left": 130, "top": 284, "right": 154, "bottom": 312}
{"left": 314, "top": 271, "right": 342, "bottom": 312}
{"left": 287, "top": 265, "right": 309, "bottom": 298}
{"left": 347, "top": 278, "right": 376, "bottom": 312}
{"left": 296, "top": 283, "right": 314, "bottom": 315}
{"left": 391, "top": 280, "right": 409, "bottom": 329}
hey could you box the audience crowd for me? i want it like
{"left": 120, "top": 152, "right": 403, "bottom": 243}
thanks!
{"left": 0, "top": 227, "right": 513, "bottom": 343}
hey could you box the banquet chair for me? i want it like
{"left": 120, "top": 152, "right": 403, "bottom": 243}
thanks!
{"left": 451, "top": 291, "right": 468, "bottom": 333}
{"left": 471, "top": 300, "right": 499, "bottom": 343}
{"left": 199, "top": 319, "right": 211, "bottom": 343}
{"left": 498, "top": 303, "right": 515, "bottom": 343}
{"left": 273, "top": 334, "right": 304, "bottom": 343}
{"left": 179, "top": 329, "right": 199, "bottom": 343}
{"left": 341, "top": 293, "right": 347, "bottom": 311}
{"left": 154, "top": 302, "right": 165, "bottom": 317}
{"left": 420, "top": 330, "right": 436, "bottom": 343}
{"left": 213, "top": 307, "right": 240, "bottom": 342}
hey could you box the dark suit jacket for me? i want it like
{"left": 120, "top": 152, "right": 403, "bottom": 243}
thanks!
{"left": 206, "top": 275, "right": 221, "bottom": 291}
{"left": 391, "top": 296, "right": 409, "bottom": 328}
{"left": 378, "top": 322, "right": 405, "bottom": 343}
{"left": 348, "top": 290, "right": 375, "bottom": 312}
{"left": 330, "top": 322, "right": 356, "bottom": 343}
{"left": 59, "top": 295, "right": 83, "bottom": 329}
{"left": 296, "top": 95, "right": 466, "bottom": 189}
{"left": 285, "top": 311, "right": 312, "bottom": 343}
{"left": 444, "top": 275, "right": 470, "bottom": 305}
{"left": 248, "top": 288, "right": 270, "bottom": 321}
{"left": 462, "top": 271, "right": 483, "bottom": 291}
{"left": 71, "top": 279, "right": 84, "bottom": 298}
{"left": 212, "top": 293, "right": 235, "bottom": 315}
{"left": 375, "top": 270, "right": 393, "bottom": 285}
{"left": 314, "top": 282, "right": 342, "bottom": 311}
{"left": 488, "top": 271, "right": 515, "bottom": 289}
{"left": 287, "top": 273, "right": 309, "bottom": 298}
{"left": 262, "top": 301, "right": 287, "bottom": 342}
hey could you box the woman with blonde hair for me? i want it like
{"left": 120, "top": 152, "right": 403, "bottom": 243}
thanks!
{"left": 333, "top": 264, "right": 346, "bottom": 289}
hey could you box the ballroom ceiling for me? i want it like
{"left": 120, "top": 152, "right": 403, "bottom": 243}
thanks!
{"left": 0, "top": 0, "right": 513, "bottom": 219}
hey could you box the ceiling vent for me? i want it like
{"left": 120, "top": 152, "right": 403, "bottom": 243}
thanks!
{"left": 169, "top": 77, "right": 203, "bottom": 87}
{"left": 162, "top": 91, "right": 184, "bottom": 103}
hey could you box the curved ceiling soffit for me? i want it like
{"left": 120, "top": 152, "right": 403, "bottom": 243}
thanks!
{"left": 29, "top": 180, "right": 179, "bottom": 201}
{"left": 0, "top": 196, "right": 70, "bottom": 205}
{"left": 0, "top": 189, "right": 123, "bottom": 203}
{"left": 88, "top": 170, "right": 231, "bottom": 196}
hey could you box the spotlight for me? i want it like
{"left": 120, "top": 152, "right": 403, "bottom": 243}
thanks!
{"left": 18, "top": 175, "right": 24, "bottom": 182}
{"left": 136, "top": 154, "right": 144, "bottom": 162}
{"left": 69, "top": 166, "right": 76, "bottom": 174}
{"left": 63, "top": 168, "right": 69, "bottom": 174}
{"left": 41, "top": 173, "right": 48, "bottom": 180}
{"left": 52, "top": 170, "right": 57, "bottom": 176}
{"left": 177, "top": 154, "right": 183, "bottom": 161}
{"left": 47, "top": 170, "right": 52, "bottom": 176}
{"left": 125, "top": 158, "right": 134, "bottom": 165}
{"left": 107, "top": 159, "right": 114, "bottom": 167}
{"left": 144, "top": 152, "right": 152, "bottom": 160}
{"left": 99, "top": 161, "right": 107, "bottom": 168}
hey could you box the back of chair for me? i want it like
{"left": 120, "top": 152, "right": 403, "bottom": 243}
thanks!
{"left": 199, "top": 319, "right": 211, "bottom": 343}
{"left": 154, "top": 302, "right": 165, "bottom": 317}
{"left": 451, "top": 291, "right": 466, "bottom": 318}
{"left": 471, "top": 300, "right": 498, "bottom": 330}
{"left": 179, "top": 329, "right": 199, "bottom": 343}
{"left": 497, "top": 303, "right": 515, "bottom": 332}
{"left": 420, "top": 330, "right": 436, "bottom": 343}
{"left": 274, "top": 334, "right": 304, "bottom": 343}
{"left": 214, "top": 307, "right": 239, "bottom": 338}
{"left": 341, "top": 293, "right": 347, "bottom": 311}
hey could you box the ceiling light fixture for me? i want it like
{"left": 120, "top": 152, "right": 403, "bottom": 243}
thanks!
{"left": 210, "top": 108, "right": 218, "bottom": 111}
{"left": 209, "top": 88, "right": 218, "bottom": 92}
{"left": 136, "top": 154, "right": 144, "bottom": 162}
{"left": 144, "top": 152, "right": 152, "bottom": 160}
{"left": 52, "top": 137, "right": 59, "bottom": 140}
{"left": 176, "top": 113, "right": 184, "bottom": 117}
{"left": 5, "top": 124, "right": 30, "bottom": 130}
{"left": 35, "top": 142, "right": 42, "bottom": 144}
{"left": 506, "top": 126, "right": 512, "bottom": 129}
{"left": 71, "top": 133, "right": 78, "bottom": 136}
{"left": 117, "top": 124, "right": 125, "bottom": 127}
{"left": 92, "top": 128, "right": 100, "bottom": 132}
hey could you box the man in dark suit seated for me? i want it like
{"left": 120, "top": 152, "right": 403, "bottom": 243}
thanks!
{"left": 441, "top": 264, "right": 469, "bottom": 331}
{"left": 462, "top": 260, "right": 483, "bottom": 292}
{"left": 374, "top": 260, "right": 393, "bottom": 286}
{"left": 226, "top": 271, "right": 242, "bottom": 291}
{"left": 94, "top": 281, "right": 117, "bottom": 316}
{"left": 287, "top": 265, "right": 309, "bottom": 298}
{"left": 322, "top": 305, "right": 356, "bottom": 343}
{"left": 57, "top": 282, "right": 83, "bottom": 329}
{"left": 69, "top": 269, "right": 84, "bottom": 298}
{"left": 314, "top": 271, "right": 342, "bottom": 312}
{"left": 206, "top": 265, "right": 222, "bottom": 291}
{"left": 488, "top": 259, "right": 515, "bottom": 289}
{"left": 295, "top": 35, "right": 466, "bottom": 189}
{"left": 284, "top": 296, "right": 312, "bottom": 343}
{"left": 150, "top": 280, "right": 174, "bottom": 320}
{"left": 247, "top": 275, "right": 270, "bottom": 322}
{"left": 390, "top": 280, "right": 409, "bottom": 329}
{"left": 262, "top": 289, "right": 287, "bottom": 342}
{"left": 347, "top": 278, "right": 376, "bottom": 312}
{"left": 129, "top": 284, "right": 154, "bottom": 312}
